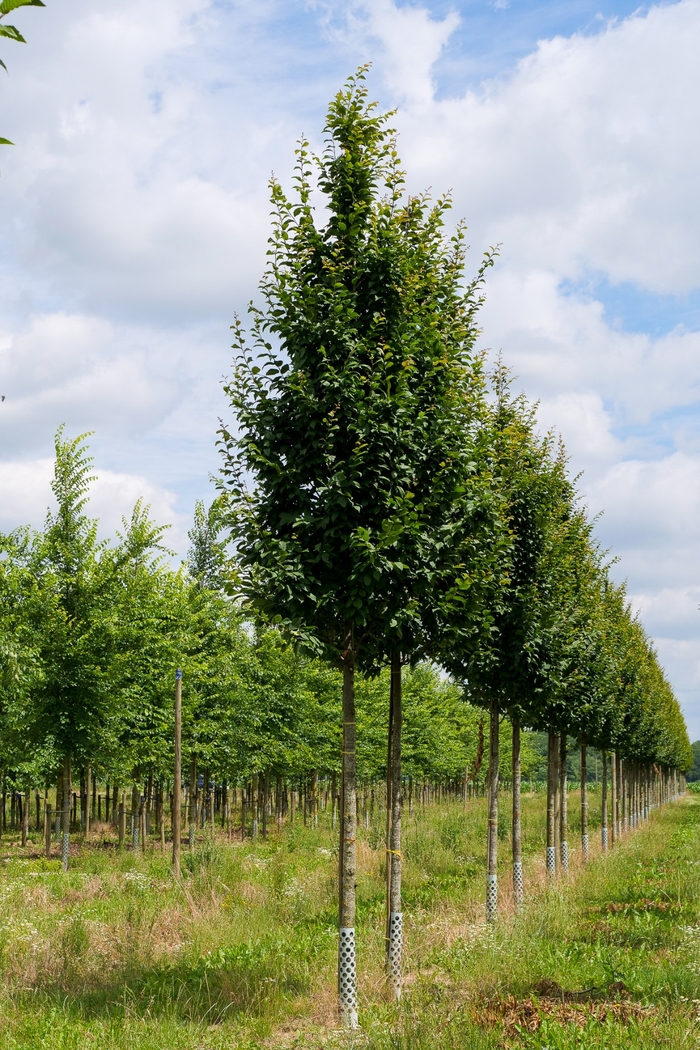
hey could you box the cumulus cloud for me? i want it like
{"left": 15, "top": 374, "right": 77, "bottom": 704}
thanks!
{"left": 394, "top": 0, "right": 700, "bottom": 294}
{"left": 0, "top": 0, "right": 699, "bottom": 729}
{"left": 0, "top": 457, "right": 185, "bottom": 552}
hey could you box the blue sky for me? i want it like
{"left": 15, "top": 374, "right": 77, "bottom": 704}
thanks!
{"left": 1, "top": 0, "right": 700, "bottom": 733}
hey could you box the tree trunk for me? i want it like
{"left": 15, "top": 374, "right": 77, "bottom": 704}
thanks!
{"left": 252, "top": 773, "right": 259, "bottom": 839}
{"left": 22, "top": 786, "right": 29, "bottom": 848}
{"left": 610, "top": 751, "right": 617, "bottom": 845}
{"left": 262, "top": 771, "right": 269, "bottom": 839}
{"left": 62, "top": 755, "right": 71, "bottom": 872}
{"left": 338, "top": 626, "right": 358, "bottom": 1029}
{"left": 486, "top": 698, "right": 499, "bottom": 921}
{"left": 131, "top": 784, "right": 140, "bottom": 850}
{"left": 387, "top": 649, "right": 403, "bottom": 999}
{"left": 45, "top": 802, "right": 52, "bottom": 858}
{"left": 580, "top": 736, "right": 589, "bottom": 862}
{"left": 512, "top": 718, "right": 523, "bottom": 905}
{"left": 601, "top": 751, "right": 608, "bottom": 850}
{"left": 85, "top": 764, "right": 92, "bottom": 839}
{"left": 188, "top": 756, "right": 197, "bottom": 850}
{"left": 546, "top": 729, "right": 557, "bottom": 877}
{"left": 553, "top": 734, "right": 561, "bottom": 874}
{"left": 55, "top": 773, "right": 62, "bottom": 843}
{"left": 384, "top": 672, "right": 393, "bottom": 976}
{"left": 559, "top": 734, "right": 568, "bottom": 873}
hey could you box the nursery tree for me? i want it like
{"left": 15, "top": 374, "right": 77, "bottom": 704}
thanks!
{"left": 219, "top": 68, "right": 507, "bottom": 1016}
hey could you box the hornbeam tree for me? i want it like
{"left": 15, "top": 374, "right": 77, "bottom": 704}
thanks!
{"left": 440, "top": 372, "right": 574, "bottom": 915}
{"left": 219, "top": 69, "right": 505, "bottom": 1020}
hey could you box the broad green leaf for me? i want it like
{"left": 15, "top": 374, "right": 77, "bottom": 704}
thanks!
{"left": 0, "top": 23, "right": 26, "bottom": 41}
{"left": 0, "top": 0, "right": 45, "bottom": 14}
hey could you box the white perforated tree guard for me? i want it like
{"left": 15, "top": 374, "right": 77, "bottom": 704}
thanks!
{"left": 61, "top": 831, "right": 69, "bottom": 872}
{"left": 546, "top": 845, "right": 556, "bottom": 878}
{"left": 582, "top": 833, "right": 589, "bottom": 863}
{"left": 560, "top": 840, "right": 569, "bottom": 874}
{"left": 486, "top": 873, "right": 498, "bottom": 922}
{"left": 338, "top": 927, "right": 358, "bottom": 1028}
{"left": 513, "top": 861, "right": 524, "bottom": 906}
{"left": 388, "top": 912, "right": 402, "bottom": 999}
{"left": 601, "top": 826, "right": 608, "bottom": 850}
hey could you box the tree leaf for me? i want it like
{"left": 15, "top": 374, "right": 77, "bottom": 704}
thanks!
{"left": 0, "top": 23, "right": 26, "bottom": 41}
{"left": 0, "top": 0, "right": 45, "bottom": 15}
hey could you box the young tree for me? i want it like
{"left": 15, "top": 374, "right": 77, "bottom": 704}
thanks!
{"left": 219, "top": 69, "right": 505, "bottom": 1018}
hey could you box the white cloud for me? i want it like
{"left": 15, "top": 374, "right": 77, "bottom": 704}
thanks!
{"left": 1, "top": 0, "right": 700, "bottom": 733}
{"left": 354, "top": 0, "right": 460, "bottom": 108}
{"left": 0, "top": 312, "right": 188, "bottom": 456}
{"left": 0, "top": 457, "right": 184, "bottom": 550}
{"left": 395, "top": 0, "right": 700, "bottom": 294}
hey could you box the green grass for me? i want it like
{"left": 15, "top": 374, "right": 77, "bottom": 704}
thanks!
{"left": 0, "top": 792, "right": 697, "bottom": 1048}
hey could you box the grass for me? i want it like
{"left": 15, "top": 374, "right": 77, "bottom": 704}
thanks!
{"left": 0, "top": 789, "right": 697, "bottom": 1048}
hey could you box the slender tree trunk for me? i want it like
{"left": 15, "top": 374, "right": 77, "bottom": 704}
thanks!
{"left": 45, "top": 802, "right": 52, "bottom": 858}
{"left": 553, "top": 734, "right": 561, "bottom": 874}
{"left": 172, "top": 669, "right": 182, "bottom": 874}
{"left": 262, "top": 771, "right": 269, "bottom": 839}
{"left": 384, "top": 668, "right": 394, "bottom": 978}
{"left": 189, "top": 756, "right": 197, "bottom": 850}
{"left": 546, "top": 729, "right": 558, "bottom": 877}
{"left": 512, "top": 719, "right": 523, "bottom": 906}
{"left": 387, "top": 649, "right": 403, "bottom": 999}
{"left": 131, "top": 784, "right": 140, "bottom": 850}
{"left": 338, "top": 626, "right": 358, "bottom": 1029}
{"left": 22, "top": 786, "right": 29, "bottom": 848}
{"left": 610, "top": 752, "right": 617, "bottom": 845}
{"left": 55, "top": 774, "right": 62, "bottom": 843}
{"left": 85, "top": 764, "right": 92, "bottom": 839}
{"left": 62, "top": 755, "right": 71, "bottom": 872}
{"left": 486, "top": 698, "right": 499, "bottom": 921}
{"left": 559, "top": 735, "right": 568, "bottom": 873}
{"left": 580, "top": 736, "right": 589, "bottom": 862}
{"left": 601, "top": 751, "right": 608, "bottom": 850}
{"left": 140, "top": 799, "right": 146, "bottom": 853}
{"left": 252, "top": 773, "right": 259, "bottom": 839}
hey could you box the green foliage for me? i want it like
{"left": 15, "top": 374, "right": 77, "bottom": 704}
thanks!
{"left": 0, "top": 0, "right": 45, "bottom": 143}
{"left": 218, "top": 68, "right": 506, "bottom": 670}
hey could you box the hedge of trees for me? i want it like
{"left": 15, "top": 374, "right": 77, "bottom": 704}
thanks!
{"left": 0, "top": 69, "right": 691, "bottom": 1029}
{"left": 217, "top": 69, "right": 691, "bottom": 1024}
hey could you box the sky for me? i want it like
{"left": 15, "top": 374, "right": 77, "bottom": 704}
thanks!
{"left": 1, "top": 0, "right": 700, "bottom": 734}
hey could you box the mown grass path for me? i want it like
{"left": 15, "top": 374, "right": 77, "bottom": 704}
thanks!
{"left": 0, "top": 795, "right": 698, "bottom": 1048}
